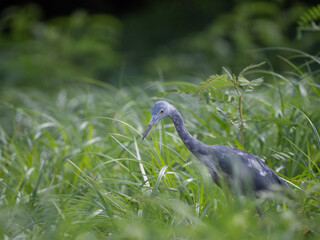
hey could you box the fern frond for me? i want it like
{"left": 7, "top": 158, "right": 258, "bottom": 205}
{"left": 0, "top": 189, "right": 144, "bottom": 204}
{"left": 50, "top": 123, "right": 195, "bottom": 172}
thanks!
{"left": 297, "top": 4, "right": 320, "bottom": 27}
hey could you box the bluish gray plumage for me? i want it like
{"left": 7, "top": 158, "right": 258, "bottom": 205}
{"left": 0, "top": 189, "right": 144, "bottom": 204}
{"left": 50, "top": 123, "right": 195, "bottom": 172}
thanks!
{"left": 142, "top": 101, "right": 288, "bottom": 194}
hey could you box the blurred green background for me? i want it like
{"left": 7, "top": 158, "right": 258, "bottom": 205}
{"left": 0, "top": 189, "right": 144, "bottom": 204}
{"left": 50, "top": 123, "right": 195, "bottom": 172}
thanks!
{"left": 0, "top": 0, "right": 319, "bottom": 89}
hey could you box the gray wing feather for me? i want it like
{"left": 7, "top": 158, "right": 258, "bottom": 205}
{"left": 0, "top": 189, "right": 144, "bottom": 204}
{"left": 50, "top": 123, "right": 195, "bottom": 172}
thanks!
{"left": 208, "top": 145, "right": 288, "bottom": 192}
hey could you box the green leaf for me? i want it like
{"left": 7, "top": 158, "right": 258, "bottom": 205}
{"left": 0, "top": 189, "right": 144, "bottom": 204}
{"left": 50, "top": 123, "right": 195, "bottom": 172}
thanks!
{"left": 201, "top": 74, "right": 233, "bottom": 89}
{"left": 151, "top": 166, "right": 168, "bottom": 198}
{"left": 238, "top": 77, "right": 250, "bottom": 86}
{"left": 239, "top": 62, "right": 266, "bottom": 76}
{"left": 204, "top": 92, "right": 210, "bottom": 104}
{"left": 216, "top": 90, "right": 223, "bottom": 100}
{"left": 250, "top": 77, "right": 264, "bottom": 86}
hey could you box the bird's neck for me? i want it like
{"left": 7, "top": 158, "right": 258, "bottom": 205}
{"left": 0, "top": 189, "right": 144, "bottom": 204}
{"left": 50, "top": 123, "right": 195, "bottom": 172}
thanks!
{"left": 169, "top": 108, "right": 206, "bottom": 155}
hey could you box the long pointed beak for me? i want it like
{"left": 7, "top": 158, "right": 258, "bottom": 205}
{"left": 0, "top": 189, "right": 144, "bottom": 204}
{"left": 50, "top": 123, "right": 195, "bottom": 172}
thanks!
{"left": 142, "top": 115, "right": 159, "bottom": 140}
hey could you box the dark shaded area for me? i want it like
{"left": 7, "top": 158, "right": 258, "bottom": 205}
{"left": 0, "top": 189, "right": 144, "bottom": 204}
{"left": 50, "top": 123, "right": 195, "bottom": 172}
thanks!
{"left": 0, "top": 0, "right": 147, "bottom": 18}
{"left": 1, "top": 0, "right": 319, "bottom": 20}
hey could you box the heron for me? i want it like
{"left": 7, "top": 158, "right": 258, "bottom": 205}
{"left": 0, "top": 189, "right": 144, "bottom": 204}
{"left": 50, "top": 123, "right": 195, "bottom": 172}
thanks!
{"left": 142, "top": 101, "right": 288, "bottom": 195}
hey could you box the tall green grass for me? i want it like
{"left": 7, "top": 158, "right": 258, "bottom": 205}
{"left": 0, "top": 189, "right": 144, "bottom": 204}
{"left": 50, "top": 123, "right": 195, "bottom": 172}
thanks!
{"left": 0, "top": 55, "right": 320, "bottom": 239}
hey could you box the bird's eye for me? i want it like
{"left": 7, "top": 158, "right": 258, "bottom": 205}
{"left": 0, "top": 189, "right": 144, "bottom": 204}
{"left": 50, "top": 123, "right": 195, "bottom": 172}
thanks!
{"left": 159, "top": 110, "right": 164, "bottom": 114}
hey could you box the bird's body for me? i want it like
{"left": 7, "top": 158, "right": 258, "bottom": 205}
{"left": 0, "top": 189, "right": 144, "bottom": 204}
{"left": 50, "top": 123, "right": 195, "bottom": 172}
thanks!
{"left": 143, "top": 101, "right": 288, "bottom": 194}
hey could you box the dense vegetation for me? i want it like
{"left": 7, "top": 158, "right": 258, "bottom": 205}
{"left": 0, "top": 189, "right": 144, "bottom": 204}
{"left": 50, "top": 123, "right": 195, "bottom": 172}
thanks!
{"left": 0, "top": 2, "right": 320, "bottom": 239}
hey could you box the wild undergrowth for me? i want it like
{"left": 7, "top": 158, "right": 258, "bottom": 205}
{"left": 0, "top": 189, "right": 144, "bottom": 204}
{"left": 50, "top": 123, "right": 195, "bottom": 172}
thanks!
{"left": 0, "top": 53, "right": 320, "bottom": 239}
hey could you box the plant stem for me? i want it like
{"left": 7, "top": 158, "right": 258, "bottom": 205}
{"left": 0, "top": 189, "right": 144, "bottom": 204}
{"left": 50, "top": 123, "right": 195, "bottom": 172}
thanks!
{"left": 234, "top": 86, "right": 244, "bottom": 148}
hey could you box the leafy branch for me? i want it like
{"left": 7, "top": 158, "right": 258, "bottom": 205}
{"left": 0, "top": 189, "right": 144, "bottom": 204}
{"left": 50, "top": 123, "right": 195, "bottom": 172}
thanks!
{"left": 164, "top": 62, "right": 266, "bottom": 148}
{"left": 297, "top": 4, "right": 320, "bottom": 38}
{"left": 214, "top": 63, "right": 265, "bottom": 148}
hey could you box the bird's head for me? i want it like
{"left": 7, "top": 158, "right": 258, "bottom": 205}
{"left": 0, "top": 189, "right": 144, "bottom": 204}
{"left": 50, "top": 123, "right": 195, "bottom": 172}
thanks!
{"left": 142, "top": 101, "right": 173, "bottom": 140}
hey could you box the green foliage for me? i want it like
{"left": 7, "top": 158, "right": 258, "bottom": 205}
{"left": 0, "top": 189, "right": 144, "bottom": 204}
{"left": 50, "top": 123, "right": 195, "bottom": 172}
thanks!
{"left": 166, "top": 62, "right": 266, "bottom": 147}
{"left": 145, "top": 2, "right": 320, "bottom": 79}
{"left": 0, "top": 2, "right": 320, "bottom": 239}
{"left": 1, "top": 2, "right": 319, "bottom": 90}
{"left": 0, "top": 5, "right": 122, "bottom": 88}
{"left": 164, "top": 50, "right": 320, "bottom": 156}
{"left": 1, "top": 50, "right": 320, "bottom": 238}
{"left": 297, "top": 4, "right": 320, "bottom": 38}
